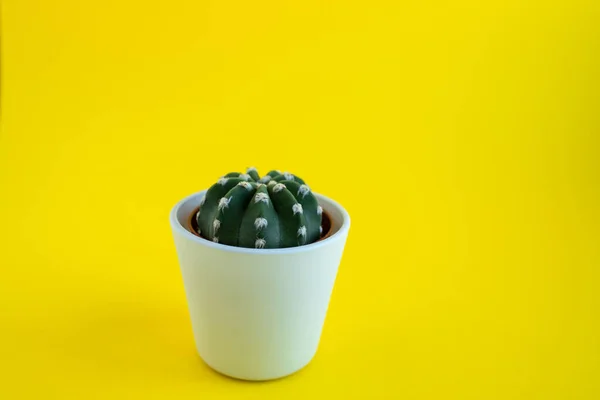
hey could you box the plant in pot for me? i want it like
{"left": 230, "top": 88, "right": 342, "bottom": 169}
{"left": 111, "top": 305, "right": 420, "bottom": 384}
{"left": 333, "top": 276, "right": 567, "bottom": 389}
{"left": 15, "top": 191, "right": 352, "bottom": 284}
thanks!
{"left": 169, "top": 167, "right": 351, "bottom": 381}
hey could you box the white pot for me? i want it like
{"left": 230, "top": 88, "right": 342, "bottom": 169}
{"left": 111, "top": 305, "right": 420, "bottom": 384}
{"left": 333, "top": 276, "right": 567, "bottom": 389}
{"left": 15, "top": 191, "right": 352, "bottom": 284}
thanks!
{"left": 169, "top": 190, "right": 351, "bottom": 381}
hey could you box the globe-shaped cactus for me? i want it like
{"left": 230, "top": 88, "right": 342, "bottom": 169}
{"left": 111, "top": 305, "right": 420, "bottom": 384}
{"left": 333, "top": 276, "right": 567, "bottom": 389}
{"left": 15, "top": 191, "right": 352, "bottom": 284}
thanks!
{"left": 194, "top": 168, "right": 324, "bottom": 249}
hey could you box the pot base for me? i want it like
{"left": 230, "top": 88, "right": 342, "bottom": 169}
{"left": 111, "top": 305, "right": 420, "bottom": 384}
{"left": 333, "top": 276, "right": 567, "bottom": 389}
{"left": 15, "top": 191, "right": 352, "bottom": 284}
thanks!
{"left": 201, "top": 352, "right": 314, "bottom": 382}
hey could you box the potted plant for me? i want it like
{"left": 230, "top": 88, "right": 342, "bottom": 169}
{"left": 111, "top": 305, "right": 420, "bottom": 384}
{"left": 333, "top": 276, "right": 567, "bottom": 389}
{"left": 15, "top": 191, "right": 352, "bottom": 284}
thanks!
{"left": 169, "top": 167, "right": 351, "bottom": 381}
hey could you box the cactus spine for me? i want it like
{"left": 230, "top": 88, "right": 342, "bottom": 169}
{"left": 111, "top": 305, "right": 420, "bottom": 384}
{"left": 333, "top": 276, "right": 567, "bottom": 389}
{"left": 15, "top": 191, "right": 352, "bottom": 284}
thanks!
{"left": 195, "top": 168, "right": 322, "bottom": 248}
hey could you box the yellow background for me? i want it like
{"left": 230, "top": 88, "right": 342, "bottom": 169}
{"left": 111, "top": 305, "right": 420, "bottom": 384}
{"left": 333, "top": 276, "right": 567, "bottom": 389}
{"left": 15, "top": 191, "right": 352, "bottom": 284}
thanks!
{"left": 1, "top": 0, "right": 599, "bottom": 398}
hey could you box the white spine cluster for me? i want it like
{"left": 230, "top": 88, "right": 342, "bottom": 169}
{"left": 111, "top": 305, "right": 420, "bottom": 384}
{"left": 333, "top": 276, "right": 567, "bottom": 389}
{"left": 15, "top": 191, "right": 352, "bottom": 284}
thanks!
{"left": 292, "top": 203, "right": 303, "bottom": 215}
{"left": 255, "top": 238, "right": 266, "bottom": 249}
{"left": 254, "top": 218, "right": 268, "bottom": 230}
{"left": 297, "top": 226, "right": 307, "bottom": 237}
{"left": 254, "top": 192, "right": 269, "bottom": 204}
{"left": 297, "top": 185, "right": 310, "bottom": 197}
{"left": 218, "top": 196, "right": 232, "bottom": 211}
{"left": 238, "top": 181, "right": 253, "bottom": 191}
{"left": 273, "top": 183, "right": 285, "bottom": 193}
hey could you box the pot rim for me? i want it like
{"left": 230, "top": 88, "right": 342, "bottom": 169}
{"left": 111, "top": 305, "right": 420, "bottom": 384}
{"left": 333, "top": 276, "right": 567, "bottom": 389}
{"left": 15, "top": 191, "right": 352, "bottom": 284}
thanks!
{"left": 170, "top": 190, "right": 351, "bottom": 255}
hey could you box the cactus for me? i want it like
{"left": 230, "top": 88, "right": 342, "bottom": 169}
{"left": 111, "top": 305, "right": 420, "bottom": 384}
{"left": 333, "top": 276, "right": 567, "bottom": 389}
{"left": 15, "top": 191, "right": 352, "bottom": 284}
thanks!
{"left": 195, "top": 167, "right": 323, "bottom": 249}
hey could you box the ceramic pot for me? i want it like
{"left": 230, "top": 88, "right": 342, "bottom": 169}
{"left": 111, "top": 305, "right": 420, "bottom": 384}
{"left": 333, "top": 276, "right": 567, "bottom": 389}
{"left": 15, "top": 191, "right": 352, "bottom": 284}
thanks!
{"left": 169, "top": 190, "right": 351, "bottom": 381}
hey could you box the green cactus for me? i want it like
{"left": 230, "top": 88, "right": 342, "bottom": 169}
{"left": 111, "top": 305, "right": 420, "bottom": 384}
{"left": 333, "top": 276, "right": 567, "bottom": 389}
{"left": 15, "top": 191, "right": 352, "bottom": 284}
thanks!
{"left": 195, "top": 167, "right": 323, "bottom": 249}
